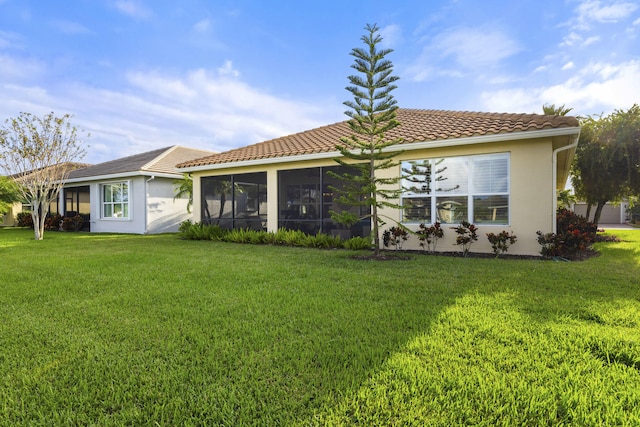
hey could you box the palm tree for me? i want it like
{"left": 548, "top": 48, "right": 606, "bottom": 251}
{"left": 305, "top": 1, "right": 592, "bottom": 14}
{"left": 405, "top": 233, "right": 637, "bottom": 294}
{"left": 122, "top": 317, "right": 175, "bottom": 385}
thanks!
{"left": 543, "top": 103, "right": 573, "bottom": 116}
{"left": 173, "top": 173, "right": 193, "bottom": 213}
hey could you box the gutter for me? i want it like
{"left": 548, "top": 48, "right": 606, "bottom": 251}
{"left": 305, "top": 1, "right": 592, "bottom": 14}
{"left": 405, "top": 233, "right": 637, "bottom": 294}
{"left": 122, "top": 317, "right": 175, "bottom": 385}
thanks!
{"left": 60, "top": 171, "right": 182, "bottom": 186}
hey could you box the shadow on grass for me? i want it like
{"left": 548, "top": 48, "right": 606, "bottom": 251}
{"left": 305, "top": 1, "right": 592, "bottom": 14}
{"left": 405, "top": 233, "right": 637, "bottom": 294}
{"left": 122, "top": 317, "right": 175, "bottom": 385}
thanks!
{"left": 304, "top": 232, "right": 640, "bottom": 425}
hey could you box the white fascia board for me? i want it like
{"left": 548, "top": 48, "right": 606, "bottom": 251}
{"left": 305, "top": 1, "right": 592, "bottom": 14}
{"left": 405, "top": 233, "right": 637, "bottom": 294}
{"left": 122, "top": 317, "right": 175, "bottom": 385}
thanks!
{"left": 179, "top": 127, "right": 581, "bottom": 173}
{"left": 61, "top": 171, "right": 182, "bottom": 185}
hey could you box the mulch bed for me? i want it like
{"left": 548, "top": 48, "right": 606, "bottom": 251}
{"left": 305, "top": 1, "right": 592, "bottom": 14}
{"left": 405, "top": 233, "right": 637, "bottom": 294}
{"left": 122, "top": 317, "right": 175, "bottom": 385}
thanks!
{"left": 350, "top": 248, "right": 601, "bottom": 262}
{"left": 350, "top": 232, "right": 620, "bottom": 262}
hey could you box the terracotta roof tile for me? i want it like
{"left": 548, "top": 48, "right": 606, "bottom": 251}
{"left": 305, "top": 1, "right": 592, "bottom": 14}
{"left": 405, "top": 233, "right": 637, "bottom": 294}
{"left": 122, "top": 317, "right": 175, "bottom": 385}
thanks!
{"left": 177, "top": 109, "right": 579, "bottom": 169}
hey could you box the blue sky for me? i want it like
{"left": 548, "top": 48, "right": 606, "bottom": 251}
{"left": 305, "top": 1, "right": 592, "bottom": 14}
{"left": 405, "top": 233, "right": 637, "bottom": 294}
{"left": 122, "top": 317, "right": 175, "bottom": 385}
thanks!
{"left": 1, "top": 0, "right": 638, "bottom": 164}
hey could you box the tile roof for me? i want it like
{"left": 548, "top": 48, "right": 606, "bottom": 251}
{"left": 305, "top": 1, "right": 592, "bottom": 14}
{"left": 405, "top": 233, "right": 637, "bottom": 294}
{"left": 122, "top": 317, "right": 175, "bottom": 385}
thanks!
{"left": 177, "top": 109, "right": 580, "bottom": 169}
{"left": 69, "top": 146, "right": 216, "bottom": 179}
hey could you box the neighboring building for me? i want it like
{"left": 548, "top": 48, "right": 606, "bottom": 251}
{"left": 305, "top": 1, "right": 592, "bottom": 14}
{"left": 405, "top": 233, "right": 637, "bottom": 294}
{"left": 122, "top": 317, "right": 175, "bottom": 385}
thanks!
{"left": 1, "top": 162, "right": 90, "bottom": 227}
{"left": 573, "top": 201, "right": 630, "bottom": 224}
{"left": 177, "top": 109, "right": 580, "bottom": 256}
{"left": 61, "top": 146, "right": 215, "bottom": 234}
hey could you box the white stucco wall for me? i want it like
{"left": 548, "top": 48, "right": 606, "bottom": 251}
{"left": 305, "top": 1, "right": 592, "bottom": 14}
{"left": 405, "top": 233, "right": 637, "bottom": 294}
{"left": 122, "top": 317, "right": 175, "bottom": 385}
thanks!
{"left": 84, "top": 176, "right": 189, "bottom": 234}
{"left": 146, "top": 178, "right": 191, "bottom": 233}
{"left": 88, "top": 177, "right": 147, "bottom": 234}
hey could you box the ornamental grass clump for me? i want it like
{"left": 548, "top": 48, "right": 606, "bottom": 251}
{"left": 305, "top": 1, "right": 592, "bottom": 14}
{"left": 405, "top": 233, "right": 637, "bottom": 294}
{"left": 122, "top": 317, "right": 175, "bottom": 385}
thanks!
{"left": 452, "top": 221, "right": 478, "bottom": 256}
{"left": 178, "top": 220, "right": 228, "bottom": 240}
{"left": 416, "top": 222, "right": 444, "bottom": 253}
{"left": 486, "top": 230, "right": 517, "bottom": 258}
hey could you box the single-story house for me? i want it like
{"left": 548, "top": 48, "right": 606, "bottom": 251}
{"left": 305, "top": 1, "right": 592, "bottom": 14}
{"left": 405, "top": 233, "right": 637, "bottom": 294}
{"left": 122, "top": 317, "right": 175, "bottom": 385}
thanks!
{"left": 1, "top": 162, "right": 90, "bottom": 227}
{"left": 61, "top": 145, "right": 215, "bottom": 234}
{"left": 177, "top": 109, "right": 580, "bottom": 256}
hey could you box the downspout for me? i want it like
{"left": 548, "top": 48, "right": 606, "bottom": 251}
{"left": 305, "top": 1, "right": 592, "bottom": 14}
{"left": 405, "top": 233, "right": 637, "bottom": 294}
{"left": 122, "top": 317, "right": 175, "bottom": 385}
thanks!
{"left": 144, "top": 175, "right": 155, "bottom": 234}
{"left": 552, "top": 134, "right": 580, "bottom": 233}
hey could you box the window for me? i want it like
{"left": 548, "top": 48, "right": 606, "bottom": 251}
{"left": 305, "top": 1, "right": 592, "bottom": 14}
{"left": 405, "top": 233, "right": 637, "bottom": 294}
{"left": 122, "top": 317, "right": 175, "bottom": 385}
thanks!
{"left": 102, "top": 182, "right": 129, "bottom": 219}
{"left": 401, "top": 153, "right": 509, "bottom": 225}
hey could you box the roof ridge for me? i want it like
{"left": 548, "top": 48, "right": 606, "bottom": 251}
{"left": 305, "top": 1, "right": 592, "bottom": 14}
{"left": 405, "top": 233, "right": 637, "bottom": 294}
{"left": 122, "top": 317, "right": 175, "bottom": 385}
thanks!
{"left": 141, "top": 145, "right": 178, "bottom": 171}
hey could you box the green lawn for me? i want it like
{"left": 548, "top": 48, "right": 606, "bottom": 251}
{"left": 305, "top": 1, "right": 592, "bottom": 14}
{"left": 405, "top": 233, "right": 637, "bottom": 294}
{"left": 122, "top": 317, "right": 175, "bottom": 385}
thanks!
{"left": 0, "top": 228, "right": 639, "bottom": 426}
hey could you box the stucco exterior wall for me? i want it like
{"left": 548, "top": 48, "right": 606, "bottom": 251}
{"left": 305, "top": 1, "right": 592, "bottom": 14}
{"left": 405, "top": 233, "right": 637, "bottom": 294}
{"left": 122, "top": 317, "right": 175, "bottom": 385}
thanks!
{"left": 146, "top": 178, "right": 191, "bottom": 233}
{"left": 0, "top": 202, "right": 21, "bottom": 227}
{"left": 88, "top": 177, "right": 146, "bottom": 234}
{"left": 376, "top": 138, "right": 555, "bottom": 256}
{"left": 83, "top": 176, "right": 190, "bottom": 234}
{"left": 189, "top": 136, "right": 561, "bottom": 256}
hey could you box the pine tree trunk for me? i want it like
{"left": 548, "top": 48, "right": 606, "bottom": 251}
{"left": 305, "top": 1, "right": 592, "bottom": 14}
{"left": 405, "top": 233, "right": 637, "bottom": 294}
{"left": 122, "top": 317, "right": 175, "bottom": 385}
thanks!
{"left": 370, "top": 157, "right": 380, "bottom": 256}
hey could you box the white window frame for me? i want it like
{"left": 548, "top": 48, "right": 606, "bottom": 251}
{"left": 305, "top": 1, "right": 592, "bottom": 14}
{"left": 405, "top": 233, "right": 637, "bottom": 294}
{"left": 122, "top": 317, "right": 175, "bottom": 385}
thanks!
{"left": 101, "top": 181, "right": 131, "bottom": 220}
{"left": 401, "top": 153, "right": 510, "bottom": 225}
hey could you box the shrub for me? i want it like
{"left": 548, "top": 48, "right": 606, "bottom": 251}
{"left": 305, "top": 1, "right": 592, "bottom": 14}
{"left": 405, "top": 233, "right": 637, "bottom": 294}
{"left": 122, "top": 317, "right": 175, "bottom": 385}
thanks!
{"left": 416, "top": 222, "right": 444, "bottom": 253}
{"left": 179, "top": 221, "right": 228, "bottom": 240}
{"left": 486, "top": 230, "right": 517, "bottom": 258}
{"left": 223, "top": 228, "right": 260, "bottom": 244}
{"left": 344, "top": 236, "right": 372, "bottom": 250}
{"left": 382, "top": 226, "right": 409, "bottom": 250}
{"left": 536, "top": 209, "right": 597, "bottom": 259}
{"left": 452, "top": 221, "right": 478, "bottom": 256}
{"left": 303, "top": 232, "right": 344, "bottom": 249}
{"left": 62, "top": 214, "right": 84, "bottom": 232}
{"left": 16, "top": 212, "right": 33, "bottom": 228}
{"left": 179, "top": 223, "right": 370, "bottom": 252}
{"left": 44, "top": 214, "right": 62, "bottom": 231}
{"left": 178, "top": 220, "right": 193, "bottom": 233}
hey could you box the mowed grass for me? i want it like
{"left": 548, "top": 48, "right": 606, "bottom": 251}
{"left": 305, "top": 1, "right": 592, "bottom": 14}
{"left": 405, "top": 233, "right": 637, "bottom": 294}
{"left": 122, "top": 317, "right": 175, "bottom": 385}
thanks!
{"left": 0, "top": 228, "right": 639, "bottom": 426}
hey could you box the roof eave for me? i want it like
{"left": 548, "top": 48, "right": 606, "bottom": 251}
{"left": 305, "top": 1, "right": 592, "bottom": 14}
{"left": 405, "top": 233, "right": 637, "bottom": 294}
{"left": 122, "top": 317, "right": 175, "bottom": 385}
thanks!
{"left": 61, "top": 170, "right": 182, "bottom": 185}
{"left": 179, "top": 127, "right": 581, "bottom": 173}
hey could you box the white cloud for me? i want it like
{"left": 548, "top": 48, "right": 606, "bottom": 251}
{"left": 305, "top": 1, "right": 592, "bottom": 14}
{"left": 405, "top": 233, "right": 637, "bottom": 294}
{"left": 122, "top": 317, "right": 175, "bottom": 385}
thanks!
{"left": 193, "top": 19, "right": 211, "bottom": 33}
{"left": 0, "top": 30, "right": 22, "bottom": 49}
{"left": 481, "top": 59, "right": 640, "bottom": 116}
{"left": 379, "top": 24, "right": 402, "bottom": 48}
{"left": 0, "top": 54, "right": 44, "bottom": 81}
{"left": 0, "top": 57, "right": 334, "bottom": 163}
{"left": 561, "top": 32, "right": 600, "bottom": 47}
{"left": 576, "top": 0, "right": 638, "bottom": 25}
{"left": 406, "top": 26, "right": 520, "bottom": 82}
{"left": 562, "top": 61, "right": 575, "bottom": 70}
{"left": 112, "top": 1, "right": 151, "bottom": 20}
{"left": 51, "top": 20, "right": 91, "bottom": 35}
{"left": 434, "top": 27, "right": 520, "bottom": 69}
{"left": 217, "top": 60, "right": 239, "bottom": 78}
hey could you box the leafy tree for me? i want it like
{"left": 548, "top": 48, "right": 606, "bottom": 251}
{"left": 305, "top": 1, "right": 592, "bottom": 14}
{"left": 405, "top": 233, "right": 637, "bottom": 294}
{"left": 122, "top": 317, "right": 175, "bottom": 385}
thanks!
{"left": 329, "top": 23, "right": 403, "bottom": 256}
{"left": 0, "top": 176, "right": 22, "bottom": 221}
{"left": 543, "top": 103, "right": 573, "bottom": 116}
{"left": 571, "top": 105, "right": 640, "bottom": 224}
{"left": 0, "top": 112, "right": 87, "bottom": 240}
{"left": 556, "top": 189, "right": 576, "bottom": 210}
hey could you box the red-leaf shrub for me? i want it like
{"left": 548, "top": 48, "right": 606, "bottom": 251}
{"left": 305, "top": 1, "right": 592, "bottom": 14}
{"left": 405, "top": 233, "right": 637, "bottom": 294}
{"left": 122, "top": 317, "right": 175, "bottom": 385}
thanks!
{"left": 537, "top": 209, "right": 597, "bottom": 259}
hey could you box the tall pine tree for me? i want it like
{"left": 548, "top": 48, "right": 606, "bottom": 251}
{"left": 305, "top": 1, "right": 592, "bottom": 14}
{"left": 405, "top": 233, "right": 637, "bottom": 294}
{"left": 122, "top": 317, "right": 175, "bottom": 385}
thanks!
{"left": 329, "top": 23, "right": 403, "bottom": 256}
